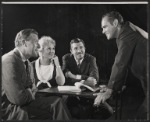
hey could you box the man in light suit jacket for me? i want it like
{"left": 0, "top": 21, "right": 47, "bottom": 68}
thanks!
{"left": 62, "top": 38, "right": 99, "bottom": 86}
{"left": 2, "top": 29, "right": 71, "bottom": 120}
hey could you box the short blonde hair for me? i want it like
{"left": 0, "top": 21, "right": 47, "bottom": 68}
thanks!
{"left": 38, "top": 36, "right": 56, "bottom": 51}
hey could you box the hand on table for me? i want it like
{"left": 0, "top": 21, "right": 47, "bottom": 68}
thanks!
{"left": 84, "top": 77, "right": 97, "bottom": 86}
{"left": 93, "top": 88, "right": 112, "bottom": 106}
{"left": 53, "top": 55, "right": 60, "bottom": 66}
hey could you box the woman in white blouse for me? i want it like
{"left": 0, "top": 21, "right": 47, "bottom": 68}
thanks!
{"left": 32, "top": 36, "right": 65, "bottom": 90}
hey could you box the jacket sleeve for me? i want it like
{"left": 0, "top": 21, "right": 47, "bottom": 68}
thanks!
{"left": 62, "top": 55, "right": 69, "bottom": 74}
{"left": 81, "top": 57, "right": 99, "bottom": 82}
{"left": 62, "top": 55, "right": 77, "bottom": 85}
{"left": 108, "top": 31, "right": 137, "bottom": 91}
{"left": 2, "top": 56, "right": 34, "bottom": 106}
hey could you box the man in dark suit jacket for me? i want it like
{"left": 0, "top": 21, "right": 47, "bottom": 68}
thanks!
{"left": 2, "top": 29, "right": 71, "bottom": 120}
{"left": 94, "top": 11, "right": 148, "bottom": 119}
{"left": 62, "top": 38, "right": 101, "bottom": 119}
{"left": 62, "top": 38, "right": 99, "bottom": 86}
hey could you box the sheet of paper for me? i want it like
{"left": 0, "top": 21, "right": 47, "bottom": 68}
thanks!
{"left": 58, "top": 86, "right": 81, "bottom": 92}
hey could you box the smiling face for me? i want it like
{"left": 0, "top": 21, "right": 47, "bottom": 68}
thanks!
{"left": 39, "top": 43, "right": 55, "bottom": 59}
{"left": 38, "top": 36, "right": 56, "bottom": 60}
{"left": 101, "top": 16, "right": 117, "bottom": 40}
{"left": 42, "top": 43, "right": 55, "bottom": 59}
{"left": 70, "top": 42, "right": 85, "bottom": 61}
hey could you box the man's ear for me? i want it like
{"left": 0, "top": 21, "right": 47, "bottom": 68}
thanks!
{"left": 70, "top": 49, "right": 72, "bottom": 54}
{"left": 22, "top": 40, "right": 27, "bottom": 47}
{"left": 113, "top": 19, "right": 118, "bottom": 27}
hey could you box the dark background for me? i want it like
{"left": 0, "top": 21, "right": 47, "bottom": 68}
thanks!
{"left": 1, "top": 3, "right": 148, "bottom": 119}
{"left": 1, "top": 3, "right": 148, "bottom": 87}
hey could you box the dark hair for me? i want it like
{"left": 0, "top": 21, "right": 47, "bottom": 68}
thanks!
{"left": 102, "top": 11, "right": 124, "bottom": 25}
{"left": 15, "top": 29, "right": 38, "bottom": 47}
{"left": 70, "top": 38, "right": 85, "bottom": 49}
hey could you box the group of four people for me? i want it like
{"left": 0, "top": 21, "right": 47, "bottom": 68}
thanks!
{"left": 2, "top": 11, "right": 148, "bottom": 120}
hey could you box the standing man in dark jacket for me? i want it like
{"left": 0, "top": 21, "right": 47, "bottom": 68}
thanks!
{"left": 94, "top": 11, "right": 148, "bottom": 119}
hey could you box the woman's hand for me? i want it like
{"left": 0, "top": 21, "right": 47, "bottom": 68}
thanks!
{"left": 53, "top": 55, "right": 60, "bottom": 67}
{"left": 53, "top": 55, "right": 65, "bottom": 85}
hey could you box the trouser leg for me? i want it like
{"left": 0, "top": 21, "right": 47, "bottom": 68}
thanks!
{"left": 136, "top": 96, "right": 147, "bottom": 120}
{"left": 26, "top": 96, "right": 71, "bottom": 120}
{"left": 50, "top": 96, "right": 72, "bottom": 120}
{"left": 136, "top": 87, "right": 148, "bottom": 120}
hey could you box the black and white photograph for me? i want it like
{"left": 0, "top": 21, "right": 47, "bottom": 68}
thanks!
{"left": 1, "top": 1, "right": 149, "bottom": 121}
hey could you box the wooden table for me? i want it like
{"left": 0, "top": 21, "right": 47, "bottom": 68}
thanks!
{"left": 37, "top": 87, "right": 97, "bottom": 99}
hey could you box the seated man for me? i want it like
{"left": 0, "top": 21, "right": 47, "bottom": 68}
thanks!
{"left": 2, "top": 29, "right": 71, "bottom": 120}
{"left": 62, "top": 38, "right": 99, "bottom": 87}
{"left": 62, "top": 38, "right": 101, "bottom": 119}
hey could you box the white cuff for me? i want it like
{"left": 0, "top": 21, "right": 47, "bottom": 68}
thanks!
{"left": 76, "top": 75, "right": 81, "bottom": 80}
{"left": 80, "top": 80, "right": 85, "bottom": 83}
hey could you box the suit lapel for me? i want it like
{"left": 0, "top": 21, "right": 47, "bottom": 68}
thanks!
{"left": 70, "top": 54, "right": 80, "bottom": 73}
{"left": 13, "top": 48, "right": 32, "bottom": 87}
{"left": 80, "top": 54, "right": 87, "bottom": 72}
{"left": 13, "top": 48, "right": 23, "bottom": 62}
{"left": 70, "top": 54, "right": 88, "bottom": 73}
{"left": 70, "top": 54, "right": 78, "bottom": 66}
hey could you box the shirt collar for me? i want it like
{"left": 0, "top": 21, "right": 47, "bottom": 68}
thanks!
{"left": 74, "top": 57, "right": 84, "bottom": 65}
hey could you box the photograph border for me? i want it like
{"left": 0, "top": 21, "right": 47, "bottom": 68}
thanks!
{"left": 0, "top": 0, "right": 149, "bottom": 121}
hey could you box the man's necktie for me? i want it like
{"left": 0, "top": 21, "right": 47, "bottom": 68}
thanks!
{"left": 24, "top": 61, "right": 29, "bottom": 74}
{"left": 77, "top": 60, "right": 81, "bottom": 70}
{"left": 24, "top": 61, "right": 32, "bottom": 88}
{"left": 77, "top": 63, "right": 81, "bottom": 69}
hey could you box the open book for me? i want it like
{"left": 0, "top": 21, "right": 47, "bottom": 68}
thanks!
{"left": 58, "top": 82, "right": 100, "bottom": 92}
{"left": 74, "top": 82, "right": 100, "bottom": 92}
